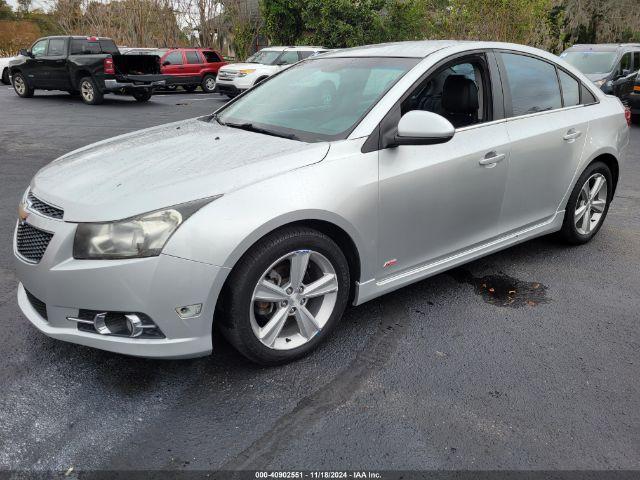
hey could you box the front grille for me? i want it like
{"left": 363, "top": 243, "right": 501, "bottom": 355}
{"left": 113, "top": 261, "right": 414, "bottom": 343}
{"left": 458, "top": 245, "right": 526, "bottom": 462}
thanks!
{"left": 25, "top": 289, "right": 48, "bottom": 320}
{"left": 28, "top": 192, "right": 64, "bottom": 219}
{"left": 16, "top": 222, "right": 53, "bottom": 263}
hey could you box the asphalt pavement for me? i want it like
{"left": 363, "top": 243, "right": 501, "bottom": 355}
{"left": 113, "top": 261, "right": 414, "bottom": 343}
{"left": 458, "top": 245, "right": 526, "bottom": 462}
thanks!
{"left": 0, "top": 86, "right": 638, "bottom": 474}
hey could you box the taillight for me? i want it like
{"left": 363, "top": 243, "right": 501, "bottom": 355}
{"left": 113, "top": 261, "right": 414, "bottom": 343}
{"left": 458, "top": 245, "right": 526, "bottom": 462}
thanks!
{"left": 624, "top": 107, "right": 632, "bottom": 127}
{"left": 104, "top": 57, "right": 115, "bottom": 75}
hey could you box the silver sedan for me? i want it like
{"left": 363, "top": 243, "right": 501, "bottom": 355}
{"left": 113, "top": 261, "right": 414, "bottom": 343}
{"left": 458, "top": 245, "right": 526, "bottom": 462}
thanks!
{"left": 14, "top": 41, "right": 629, "bottom": 364}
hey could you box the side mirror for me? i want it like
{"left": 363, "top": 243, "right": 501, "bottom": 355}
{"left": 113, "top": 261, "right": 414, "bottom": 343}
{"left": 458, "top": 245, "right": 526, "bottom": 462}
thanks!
{"left": 19, "top": 48, "right": 32, "bottom": 58}
{"left": 393, "top": 110, "right": 455, "bottom": 146}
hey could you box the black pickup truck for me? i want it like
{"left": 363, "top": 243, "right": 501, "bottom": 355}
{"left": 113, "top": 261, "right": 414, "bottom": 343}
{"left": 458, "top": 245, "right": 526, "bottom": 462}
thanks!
{"left": 9, "top": 36, "right": 167, "bottom": 105}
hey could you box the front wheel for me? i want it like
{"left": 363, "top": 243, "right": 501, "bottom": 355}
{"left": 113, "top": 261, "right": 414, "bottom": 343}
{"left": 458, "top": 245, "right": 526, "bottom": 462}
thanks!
{"left": 201, "top": 74, "right": 217, "bottom": 93}
{"left": 219, "top": 227, "right": 350, "bottom": 365}
{"left": 132, "top": 90, "right": 152, "bottom": 102}
{"left": 12, "top": 73, "right": 34, "bottom": 98}
{"left": 79, "top": 76, "right": 103, "bottom": 105}
{"left": 559, "top": 161, "right": 613, "bottom": 245}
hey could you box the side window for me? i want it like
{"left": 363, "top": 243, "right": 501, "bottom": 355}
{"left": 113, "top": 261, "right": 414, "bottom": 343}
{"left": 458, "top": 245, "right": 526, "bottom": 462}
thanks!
{"left": 278, "top": 51, "right": 300, "bottom": 65}
{"left": 619, "top": 52, "right": 632, "bottom": 74}
{"left": 634, "top": 52, "right": 640, "bottom": 71}
{"left": 558, "top": 70, "right": 580, "bottom": 107}
{"left": 501, "top": 53, "right": 562, "bottom": 117}
{"left": 31, "top": 40, "right": 48, "bottom": 57}
{"left": 47, "top": 38, "right": 65, "bottom": 56}
{"left": 203, "top": 51, "right": 221, "bottom": 63}
{"left": 164, "top": 51, "right": 183, "bottom": 65}
{"left": 70, "top": 39, "right": 101, "bottom": 55}
{"left": 581, "top": 84, "right": 597, "bottom": 105}
{"left": 185, "top": 51, "right": 201, "bottom": 64}
{"left": 401, "top": 57, "right": 490, "bottom": 129}
{"left": 298, "top": 51, "right": 315, "bottom": 60}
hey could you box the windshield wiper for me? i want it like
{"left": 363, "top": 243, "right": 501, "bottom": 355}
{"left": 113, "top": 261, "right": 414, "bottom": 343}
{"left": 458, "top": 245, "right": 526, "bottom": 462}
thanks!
{"left": 211, "top": 113, "right": 226, "bottom": 126}
{"left": 223, "top": 122, "right": 298, "bottom": 140}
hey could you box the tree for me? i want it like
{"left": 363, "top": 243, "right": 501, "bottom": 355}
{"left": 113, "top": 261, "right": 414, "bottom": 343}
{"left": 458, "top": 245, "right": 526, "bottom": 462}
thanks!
{"left": 301, "top": 0, "right": 386, "bottom": 48}
{"left": 260, "top": 0, "right": 304, "bottom": 45}
{"left": 0, "top": 0, "right": 14, "bottom": 20}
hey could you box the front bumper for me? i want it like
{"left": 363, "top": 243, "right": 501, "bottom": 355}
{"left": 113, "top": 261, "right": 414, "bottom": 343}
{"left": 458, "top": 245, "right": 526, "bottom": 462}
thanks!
{"left": 14, "top": 210, "right": 229, "bottom": 359}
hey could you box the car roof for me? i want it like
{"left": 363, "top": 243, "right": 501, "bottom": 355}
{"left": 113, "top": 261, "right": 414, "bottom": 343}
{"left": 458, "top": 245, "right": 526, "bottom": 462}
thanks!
{"left": 261, "top": 46, "right": 326, "bottom": 52}
{"left": 564, "top": 43, "right": 640, "bottom": 52}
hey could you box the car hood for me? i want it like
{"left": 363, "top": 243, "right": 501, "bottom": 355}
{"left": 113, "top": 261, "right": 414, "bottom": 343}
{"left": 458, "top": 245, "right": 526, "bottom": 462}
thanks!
{"left": 31, "top": 118, "right": 329, "bottom": 222}
{"left": 221, "top": 62, "right": 275, "bottom": 72}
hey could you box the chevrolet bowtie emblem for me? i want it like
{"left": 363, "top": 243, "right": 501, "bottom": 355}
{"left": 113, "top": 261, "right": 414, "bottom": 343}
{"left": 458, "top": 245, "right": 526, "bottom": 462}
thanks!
{"left": 18, "top": 202, "right": 29, "bottom": 222}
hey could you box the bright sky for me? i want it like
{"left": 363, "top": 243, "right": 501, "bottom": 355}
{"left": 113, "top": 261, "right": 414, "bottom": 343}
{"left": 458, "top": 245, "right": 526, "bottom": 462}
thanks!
{"left": 6, "top": 0, "right": 51, "bottom": 11}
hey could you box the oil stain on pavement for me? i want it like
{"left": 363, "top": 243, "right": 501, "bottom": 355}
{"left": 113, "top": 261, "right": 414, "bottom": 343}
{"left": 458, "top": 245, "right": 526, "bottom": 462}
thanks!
{"left": 449, "top": 268, "right": 549, "bottom": 308}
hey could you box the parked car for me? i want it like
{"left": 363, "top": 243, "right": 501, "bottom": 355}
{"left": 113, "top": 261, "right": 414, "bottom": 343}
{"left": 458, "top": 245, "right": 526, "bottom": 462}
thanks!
{"left": 561, "top": 44, "right": 640, "bottom": 105}
{"left": 630, "top": 72, "right": 640, "bottom": 124}
{"left": 9, "top": 36, "right": 167, "bottom": 104}
{"left": 0, "top": 55, "right": 17, "bottom": 84}
{"left": 124, "top": 47, "right": 227, "bottom": 93}
{"left": 216, "top": 46, "right": 327, "bottom": 98}
{"left": 14, "top": 41, "right": 629, "bottom": 365}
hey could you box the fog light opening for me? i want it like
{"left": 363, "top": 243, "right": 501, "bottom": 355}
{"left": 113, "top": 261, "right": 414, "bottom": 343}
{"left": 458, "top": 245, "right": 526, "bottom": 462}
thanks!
{"left": 176, "top": 304, "right": 202, "bottom": 319}
{"left": 125, "top": 314, "right": 144, "bottom": 337}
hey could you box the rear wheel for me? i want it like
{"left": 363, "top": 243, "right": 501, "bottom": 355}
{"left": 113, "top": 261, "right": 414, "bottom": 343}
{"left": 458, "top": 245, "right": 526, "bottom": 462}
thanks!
{"left": 79, "top": 76, "right": 103, "bottom": 105}
{"left": 219, "top": 227, "right": 350, "bottom": 365}
{"left": 12, "top": 73, "right": 34, "bottom": 98}
{"left": 201, "top": 74, "right": 217, "bottom": 93}
{"left": 132, "top": 90, "right": 152, "bottom": 102}
{"left": 632, "top": 113, "right": 640, "bottom": 125}
{"left": 559, "top": 161, "right": 612, "bottom": 245}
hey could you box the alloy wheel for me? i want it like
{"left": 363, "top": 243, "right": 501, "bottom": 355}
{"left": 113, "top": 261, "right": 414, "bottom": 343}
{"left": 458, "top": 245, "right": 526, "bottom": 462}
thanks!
{"left": 14, "top": 76, "right": 25, "bottom": 95}
{"left": 205, "top": 77, "right": 216, "bottom": 91}
{"left": 574, "top": 173, "right": 608, "bottom": 235}
{"left": 81, "top": 81, "right": 94, "bottom": 102}
{"left": 250, "top": 250, "right": 339, "bottom": 350}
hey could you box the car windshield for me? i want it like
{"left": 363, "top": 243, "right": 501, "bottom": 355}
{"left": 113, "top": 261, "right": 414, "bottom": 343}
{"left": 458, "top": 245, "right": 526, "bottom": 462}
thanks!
{"left": 245, "top": 50, "right": 285, "bottom": 65}
{"left": 561, "top": 51, "right": 617, "bottom": 75}
{"left": 214, "top": 56, "right": 419, "bottom": 142}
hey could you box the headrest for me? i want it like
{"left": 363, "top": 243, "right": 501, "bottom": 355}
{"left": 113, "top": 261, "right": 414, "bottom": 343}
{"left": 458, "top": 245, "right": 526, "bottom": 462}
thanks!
{"left": 441, "top": 75, "right": 479, "bottom": 114}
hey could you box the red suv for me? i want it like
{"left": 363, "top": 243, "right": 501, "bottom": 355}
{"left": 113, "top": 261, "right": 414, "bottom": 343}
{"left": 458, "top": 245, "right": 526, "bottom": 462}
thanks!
{"left": 124, "top": 47, "right": 227, "bottom": 93}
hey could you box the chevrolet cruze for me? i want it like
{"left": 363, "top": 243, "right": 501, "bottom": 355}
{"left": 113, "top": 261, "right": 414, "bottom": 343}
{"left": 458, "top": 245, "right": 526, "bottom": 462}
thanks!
{"left": 14, "top": 41, "right": 629, "bottom": 365}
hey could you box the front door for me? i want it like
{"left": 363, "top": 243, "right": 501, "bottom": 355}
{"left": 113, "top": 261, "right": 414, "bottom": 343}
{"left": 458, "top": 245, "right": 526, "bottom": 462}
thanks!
{"left": 41, "top": 37, "right": 69, "bottom": 90}
{"left": 25, "top": 38, "right": 48, "bottom": 88}
{"left": 378, "top": 54, "right": 510, "bottom": 279}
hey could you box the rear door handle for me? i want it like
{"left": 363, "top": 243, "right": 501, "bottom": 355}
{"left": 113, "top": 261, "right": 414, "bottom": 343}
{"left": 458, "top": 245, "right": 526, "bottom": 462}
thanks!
{"left": 563, "top": 129, "right": 582, "bottom": 141}
{"left": 479, "top": 151, "right": 506, "bottom": 167}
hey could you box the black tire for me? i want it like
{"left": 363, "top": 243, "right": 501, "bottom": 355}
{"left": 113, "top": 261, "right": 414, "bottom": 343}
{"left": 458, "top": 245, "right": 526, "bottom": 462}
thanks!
{"left": 226, "top": 92, "right": 238, "bottom": 99}
{"left": 79, "top": 76, "right": 103, "bottom": 105}
{"left": 12, "top": 72, "right": 34, "bottom": 98}
{"left": 132, "top": 90, "right": 152, "bottom": 102}
{"left": 165, "top": 85, "right": 178, "bottom": 91}
{"left": 1, "top": 68, "right": 9, "bottom": 85}
{"left": 559, "top": 161, "right": 613, "bottom": 245}
{"left": 201, "top": 74, "right": 217, "bottom": 93}
{"left": 183, "top": 85, "right": 197, "bottom": 93}
{"left": 218, "top": 227, "right": 351, "bottom": 365}
{"left": 632, "top": 113, "right": 640, "bottom": 125}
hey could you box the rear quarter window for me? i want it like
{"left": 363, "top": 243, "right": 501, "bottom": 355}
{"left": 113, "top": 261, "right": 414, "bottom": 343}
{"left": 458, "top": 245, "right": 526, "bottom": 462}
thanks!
{"left": 203, "top": 51, "right": 221, "bottom": 63}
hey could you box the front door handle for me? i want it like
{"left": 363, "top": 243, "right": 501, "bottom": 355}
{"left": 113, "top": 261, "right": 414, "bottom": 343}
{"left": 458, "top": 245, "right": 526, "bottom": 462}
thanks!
{"left": 563, "top": 129, "right": 582, "bottom": 141}
{"left": 479, "top": 151, "right": 506, "bottom": 167}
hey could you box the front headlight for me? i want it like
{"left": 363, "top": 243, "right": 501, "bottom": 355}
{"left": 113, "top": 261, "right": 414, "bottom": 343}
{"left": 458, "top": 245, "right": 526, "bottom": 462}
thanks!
{"left": 237, "top": 69, "right": 256, "bottom": 77}
{"left": 73, "top": 196, "right": 221, "bottom": 259}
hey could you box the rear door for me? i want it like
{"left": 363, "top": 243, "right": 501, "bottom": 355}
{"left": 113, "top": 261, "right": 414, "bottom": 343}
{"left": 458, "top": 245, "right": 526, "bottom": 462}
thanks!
{"left": 496, "top": 51, "right": 589, "bottom": 233}
{"left": 41, "top": 37, "right": 69, "bottom": 89}
{"left": 183, "top": 50, "right": 203, "bottom": 81}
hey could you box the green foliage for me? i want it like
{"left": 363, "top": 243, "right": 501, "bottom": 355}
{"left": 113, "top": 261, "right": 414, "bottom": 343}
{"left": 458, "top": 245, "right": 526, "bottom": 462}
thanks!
{"left": 0, "top": 0, "right": 14, "bottom": 20}
{"left": 260, "top": 0, "right": 304, "bottom": 45}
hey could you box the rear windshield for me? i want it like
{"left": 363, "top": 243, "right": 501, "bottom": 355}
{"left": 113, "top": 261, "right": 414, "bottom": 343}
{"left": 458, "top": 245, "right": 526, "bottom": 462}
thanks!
{"left": 560, "top": 50, "right": 617, "bottom": 75}
{"left": 70, "top": 38, "right": 119, "bottom": 55}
